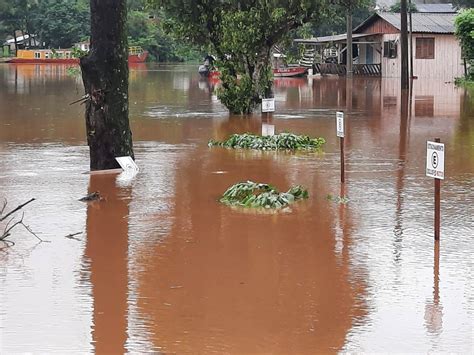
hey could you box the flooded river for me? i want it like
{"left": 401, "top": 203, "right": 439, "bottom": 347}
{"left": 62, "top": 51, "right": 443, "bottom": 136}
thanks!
{"left": 0, "top": 64, "right": 473, "bottom": 353}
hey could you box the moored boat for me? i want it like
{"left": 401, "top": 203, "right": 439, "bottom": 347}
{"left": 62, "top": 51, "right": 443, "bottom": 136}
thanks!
{"left": 273, "top": 66, "right": 308, "bottom": 77}
{"left": 7, "top": 46, "right": 148, "bottom": 64}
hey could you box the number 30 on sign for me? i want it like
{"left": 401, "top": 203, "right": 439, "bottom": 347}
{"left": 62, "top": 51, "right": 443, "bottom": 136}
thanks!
{"left": 426, "top": 141, "right": 445, "bottom": 179}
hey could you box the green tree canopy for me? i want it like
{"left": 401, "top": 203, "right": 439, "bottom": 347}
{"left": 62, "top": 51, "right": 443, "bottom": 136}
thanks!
{"left": 155, "top": 0, "right": 330, "bottom": 114}
{"left": 454, "top": 8, "right": 474, "bottom": 80}
{"left": 33, "top": 0, "right": 90, "bottom": 48}
{"left": 389, "top": 1, "right": 417, "bottom": 13}
{"left": 452, "top": 0, "right": 474, "bottom": 9}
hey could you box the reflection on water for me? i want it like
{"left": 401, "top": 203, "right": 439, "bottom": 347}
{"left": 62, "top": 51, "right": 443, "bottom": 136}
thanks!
{"left": 425, "top": 242, "right": 442, "bottom": 335}
{"left": 0, "top": 63, "right": 473, "bottom": 353}
{"left": 84, "top": 173, "right": 131, "bottom": 354}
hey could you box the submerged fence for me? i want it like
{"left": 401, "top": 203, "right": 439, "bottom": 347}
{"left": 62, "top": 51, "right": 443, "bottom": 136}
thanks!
{"left": 314, "top": 63, "right": 381, "bottom": 76}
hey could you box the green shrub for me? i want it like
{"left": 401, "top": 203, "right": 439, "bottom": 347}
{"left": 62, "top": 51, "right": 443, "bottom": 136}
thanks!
{"left": 220, "top": 181, "right": 308, "bottom": 209}
{"left": 209, "top": 132, "right": 325, "bottom": 151}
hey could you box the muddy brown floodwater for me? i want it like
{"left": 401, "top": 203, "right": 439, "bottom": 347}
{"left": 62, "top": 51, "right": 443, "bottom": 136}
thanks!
{"left": 0, "top": 63, "right": 473, "bottom": 354}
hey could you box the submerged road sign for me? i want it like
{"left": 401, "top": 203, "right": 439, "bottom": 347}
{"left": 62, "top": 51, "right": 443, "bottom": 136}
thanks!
{"left": 262, "top": 98, "right": 275, "bottom": 113}
{"left": 336, "top": 111, "right": 344, "bottom": 138}
{"left": 262, "top": 123, "right": 275, "bottom": 137}
{"left": 116, "top": 156, "right": 139, "bottom": 173}
{"left": 426, "top": 141, "right": 445, "bottom": 179}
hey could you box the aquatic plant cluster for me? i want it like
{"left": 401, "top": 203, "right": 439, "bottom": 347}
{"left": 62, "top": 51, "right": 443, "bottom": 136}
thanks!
{"left": 209, "top": 133, "right": 325, "bottom": 151}
{"left": 220, "top": 181, "right": 308, "bottom": 209}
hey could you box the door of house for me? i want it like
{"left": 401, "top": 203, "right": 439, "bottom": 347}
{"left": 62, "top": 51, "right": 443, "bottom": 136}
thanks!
{"left": 366, "top": 45, "right": 374, "bottom": 64}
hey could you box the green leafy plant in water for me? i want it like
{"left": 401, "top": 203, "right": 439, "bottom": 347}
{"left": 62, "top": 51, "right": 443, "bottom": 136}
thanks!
{"left": 209, "top": 132, "right": 325, "bottom": 151}
{"left": 220, "top": 181, "right": 308, "bottom": 209}
{"left": 326, "top": 194, "right": 350, "bottom": 204}
{"left": 66, "top": 66, "right": 81, "bottom": 77}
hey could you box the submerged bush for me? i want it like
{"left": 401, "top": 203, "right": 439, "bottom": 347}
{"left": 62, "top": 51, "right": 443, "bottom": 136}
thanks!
{"left": 220, "top": 181, "right": 308, "bottom": 209}
{"left": 209, "top": 132, "right": 325, "bottom": 151}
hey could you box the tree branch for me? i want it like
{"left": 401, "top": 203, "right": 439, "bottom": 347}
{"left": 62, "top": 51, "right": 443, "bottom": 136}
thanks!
{"left": 0, "top": 198, "right": 35, "bottom": 222}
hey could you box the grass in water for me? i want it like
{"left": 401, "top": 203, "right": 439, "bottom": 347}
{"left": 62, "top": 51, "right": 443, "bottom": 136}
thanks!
{"left": 209, "top": 132, "right": 325, "bottom": 151}
{"left": 220, "top": 181, "right": 308, "bottom": 209}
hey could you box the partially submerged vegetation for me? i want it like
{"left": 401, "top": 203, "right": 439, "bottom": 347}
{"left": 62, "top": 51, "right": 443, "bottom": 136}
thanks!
{"left": 209, "top": 133, "right": 325, "bottom": 151}
{"left": 220, "top": 181, "right": 308, "bottom": 209}
{"left": 326, "top": 194, "right": 350, "bottom": 204}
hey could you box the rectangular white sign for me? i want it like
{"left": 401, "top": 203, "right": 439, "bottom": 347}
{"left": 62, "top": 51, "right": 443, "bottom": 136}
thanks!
{"left": 262, "top": 98, "right": 275, "bottom": 113}
{"left": 426, "top": 141, "right": 445, "bottom": 179}
{"left": 262, "top": 124, "right": 275, "bottom": 137}
{"left": 115, "top": 156, "right": 139, "bottom": 173}
{"left": 336, "top": 111, "right": 344, "bottom": 138}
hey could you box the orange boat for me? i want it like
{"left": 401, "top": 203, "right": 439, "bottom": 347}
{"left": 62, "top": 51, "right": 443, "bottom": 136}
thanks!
{"left": 7, "top": 46, "right": 148, "bottom": 64}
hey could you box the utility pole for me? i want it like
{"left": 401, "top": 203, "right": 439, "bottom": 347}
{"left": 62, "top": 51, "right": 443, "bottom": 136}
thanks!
{"left": 408, "top": 0, "right": 414, "bottom": 78}
{"left": 346, "top": 10, "right": 353, "bottom": 78}
{"left": 400, "top": 0, "right": 409, "bottom": 89}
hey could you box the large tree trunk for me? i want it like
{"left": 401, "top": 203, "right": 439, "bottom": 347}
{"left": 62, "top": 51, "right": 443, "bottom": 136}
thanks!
{"left": 80, "top": 0, "right": 134, "bottom": 171}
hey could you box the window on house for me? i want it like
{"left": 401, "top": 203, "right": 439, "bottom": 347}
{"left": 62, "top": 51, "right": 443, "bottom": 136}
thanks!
{"left": 416, "top": 38, "right": 435, "bottom": 59}
{"left": 45, "top": 52, "right": 50, "bottom": 59}
{"left": 383, "top": 41, "right": 397, "bottom": 58}
{"left": 34, "top": 52, "right": 40, "bottom": 59}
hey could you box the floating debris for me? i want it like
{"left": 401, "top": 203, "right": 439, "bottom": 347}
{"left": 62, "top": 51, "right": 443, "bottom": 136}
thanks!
{"left": 79, "top": 191, "right": 101, "bottom": 202}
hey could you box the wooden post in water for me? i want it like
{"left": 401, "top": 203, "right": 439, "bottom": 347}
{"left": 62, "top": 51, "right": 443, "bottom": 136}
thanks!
{"left": 434, "top": 137, "right": 441, "bottom": 241}
{"left": 340, "top": 136, "right": 345, "bottom": 183}
{"left": 336, "top": 111, "right": 345, "bottom": 183}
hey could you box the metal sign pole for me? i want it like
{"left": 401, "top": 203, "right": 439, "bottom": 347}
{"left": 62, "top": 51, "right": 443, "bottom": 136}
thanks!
{"left": 434, "top": 137, "right": 441, "bottom": 241}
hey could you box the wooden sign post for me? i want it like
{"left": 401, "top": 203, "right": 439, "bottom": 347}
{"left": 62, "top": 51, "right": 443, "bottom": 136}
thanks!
{"left": 426, "top": 138, "right": 444, "bottom": 241}
{"left": 336, "top": 111, "right": 345, "bottom": 183}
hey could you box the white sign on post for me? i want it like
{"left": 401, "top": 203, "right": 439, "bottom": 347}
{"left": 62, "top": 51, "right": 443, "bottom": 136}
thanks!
{"left": 115, "top": 156, "right": 139, "bottom": 173}
{"left": 336, "top": 111, "right": 344, "bottom": 138}
{"left": 426, "top": 141, "right": 445, "bottom": 179}
{"left": 262, "top": 98, "right": 275, "bottom": 113}
{"left": 262, "top": 123, "right": 275, "bottom": 137}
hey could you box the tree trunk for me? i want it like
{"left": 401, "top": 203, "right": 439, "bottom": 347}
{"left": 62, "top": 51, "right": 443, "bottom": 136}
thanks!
{"left": 80, "top": 0, "right": 134, "bottom": 171}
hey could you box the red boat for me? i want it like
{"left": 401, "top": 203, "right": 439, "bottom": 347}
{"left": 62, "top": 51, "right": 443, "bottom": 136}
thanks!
{"left": 273, "top": 66, "right": 308, "bottom": 77}
{"left": 8, "top": 47, "right": 148, "bottom": 64}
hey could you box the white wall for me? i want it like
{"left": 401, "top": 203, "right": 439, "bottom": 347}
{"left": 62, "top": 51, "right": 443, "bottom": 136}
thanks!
{"left": 381, "top": 33, "right": 465, "bottom": 80}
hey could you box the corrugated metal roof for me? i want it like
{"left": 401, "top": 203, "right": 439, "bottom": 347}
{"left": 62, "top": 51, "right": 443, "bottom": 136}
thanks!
{"left": 294, "top": 33, "right": 377, "bottom": 45}
{"left": 416, "top": 4, "right": 456, "bottom": 13}
{"left": 355, "top": 12, "right": 457, "bottom": 34}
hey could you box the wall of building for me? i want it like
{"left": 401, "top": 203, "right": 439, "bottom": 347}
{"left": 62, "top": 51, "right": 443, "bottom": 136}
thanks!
{"left": 380, "top": 33, "right": 464, "bottom": 80}
{"left": 412, "top": 34, "right": 464, "bottom": 80}
{"left": 360, "top": 18, "right": 399, "bottom": 34}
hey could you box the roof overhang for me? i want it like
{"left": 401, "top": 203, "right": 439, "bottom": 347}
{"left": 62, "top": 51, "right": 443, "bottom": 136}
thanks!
{"left": 294, "top": 33, "right": 381, "bottom": 45}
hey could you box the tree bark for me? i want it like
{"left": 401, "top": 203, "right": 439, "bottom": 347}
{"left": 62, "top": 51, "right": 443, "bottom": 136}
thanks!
{"left": 80, "top": 0, "right": 134, "bottom": 171}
